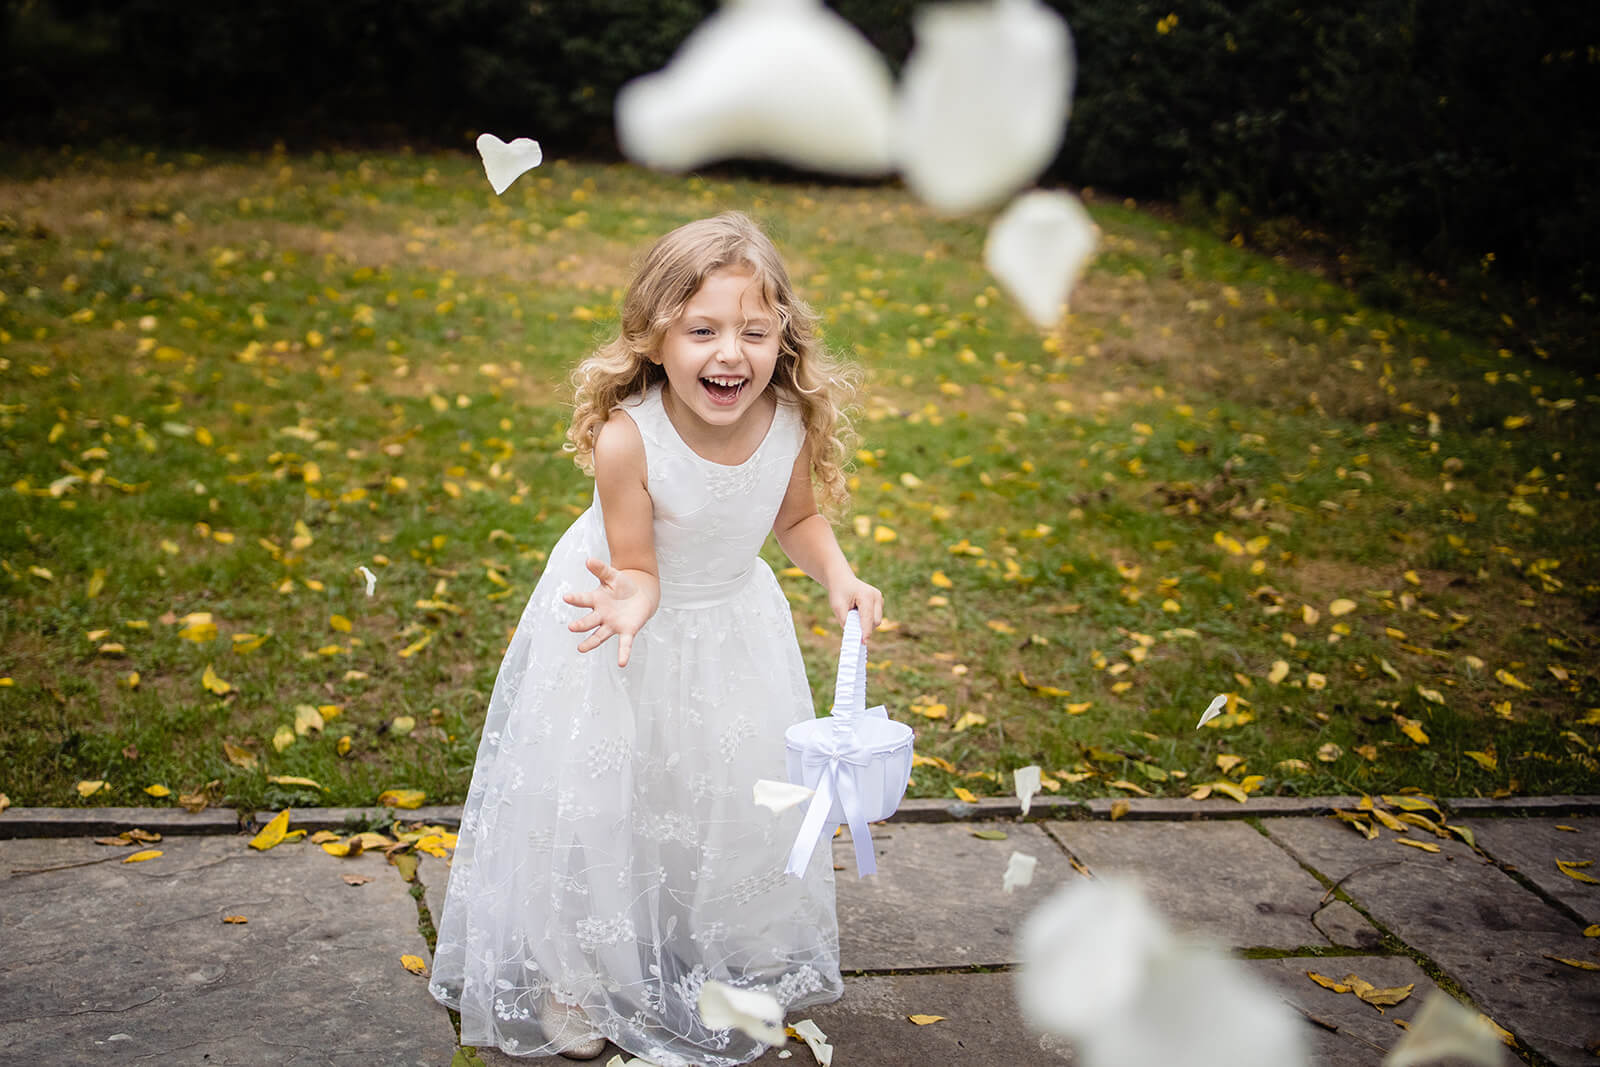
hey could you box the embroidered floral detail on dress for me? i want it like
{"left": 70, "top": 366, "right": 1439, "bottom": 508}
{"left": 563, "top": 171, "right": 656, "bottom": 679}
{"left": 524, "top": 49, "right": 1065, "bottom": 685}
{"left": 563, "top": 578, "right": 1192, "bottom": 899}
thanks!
{"left": 775, "top": 964, "right": 825, "bottom": 1007}
{"left": 586, "top": 736, "right": 630, "bottom": 776}
{"left": 576, "top": 914, "right": 637, "bottom": 953}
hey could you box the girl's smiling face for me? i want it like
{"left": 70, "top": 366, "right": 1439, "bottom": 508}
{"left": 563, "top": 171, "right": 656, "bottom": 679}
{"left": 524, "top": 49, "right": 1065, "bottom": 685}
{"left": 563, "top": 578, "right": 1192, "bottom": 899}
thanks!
{"left": 652, "top": 266, "right": 782, "bottom": 438}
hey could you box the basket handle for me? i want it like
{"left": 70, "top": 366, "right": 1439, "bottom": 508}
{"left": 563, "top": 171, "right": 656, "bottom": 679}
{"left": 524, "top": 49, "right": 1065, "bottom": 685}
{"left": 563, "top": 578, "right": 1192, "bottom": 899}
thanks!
{"left": 831, "top": 608, "right": 867, "bottom": 718}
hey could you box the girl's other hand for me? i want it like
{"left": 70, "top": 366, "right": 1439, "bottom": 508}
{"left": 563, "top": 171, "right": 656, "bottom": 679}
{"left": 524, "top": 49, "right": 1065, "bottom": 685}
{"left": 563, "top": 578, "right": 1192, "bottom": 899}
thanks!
{"left": 829, "top": 579, "right": 884, "bottom": 642}
{"left": 563, "top": 558, "right": 655, "bottom": 667}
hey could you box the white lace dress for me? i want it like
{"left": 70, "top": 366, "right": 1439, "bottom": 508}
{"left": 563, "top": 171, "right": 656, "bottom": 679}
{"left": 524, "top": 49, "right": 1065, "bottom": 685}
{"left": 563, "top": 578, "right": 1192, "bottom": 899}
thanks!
{"left": 429, "top": 383, "right": 842, "bottom": 1065}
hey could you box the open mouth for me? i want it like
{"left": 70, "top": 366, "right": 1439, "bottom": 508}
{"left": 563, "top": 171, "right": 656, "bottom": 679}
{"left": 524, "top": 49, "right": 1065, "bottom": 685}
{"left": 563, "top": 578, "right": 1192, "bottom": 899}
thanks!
{"left": 700, "top": 375, "right": 747, "bottom": 406}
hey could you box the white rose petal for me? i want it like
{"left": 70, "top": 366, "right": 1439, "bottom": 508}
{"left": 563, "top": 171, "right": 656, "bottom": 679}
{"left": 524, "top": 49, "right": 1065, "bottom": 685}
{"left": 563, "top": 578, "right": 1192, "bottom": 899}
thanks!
{"left": 1014, "top": 877, "right": 1174, "bottom": 1037}
{"left": 1003, "top": 850, "right": 1038, "bottom": 893}
{"left": 790, "top": 1018, "right": 833, "bottom": 1067}
{"left": 754, "top": 778, "right": 816, "bottom": 814}
{"left": 615, "top": 0, "right": 894, "bottom": 175}
{"left": 697, "top": 979, "right": 786, "bottom": 1046}
{"left": 983, "top": 190, "right": 1097, "bottom": 328}
{"left": 1383, "top": 991, "right": 1508, "bottom": 1067}
{"left": 1013, "top": 764, "right": 1042, "bottom": 816}
{"left": 358, "top": 565, "right": 377, "bottom": 597}
{"left": 1196, "top": 693, "right": 1228, "bottom": 729}
{"left": 1081, "top": 943, "right": 1308, "bottom": 1067}
{"left": 475, "top": 134, "right": 543, "bottom": 195}
{"left": 895, "top": 0, "right": 1075, "bottom": 214}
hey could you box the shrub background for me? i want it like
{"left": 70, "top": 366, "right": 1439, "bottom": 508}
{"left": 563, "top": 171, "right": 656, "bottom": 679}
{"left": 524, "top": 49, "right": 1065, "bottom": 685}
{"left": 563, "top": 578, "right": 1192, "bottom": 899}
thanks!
{"left": 3, "top": 0, "right": 1596, "bottom": 312}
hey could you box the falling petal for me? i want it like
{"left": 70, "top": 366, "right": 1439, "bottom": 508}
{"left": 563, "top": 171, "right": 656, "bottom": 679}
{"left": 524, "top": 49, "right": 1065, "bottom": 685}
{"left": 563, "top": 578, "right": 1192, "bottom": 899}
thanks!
{"left": 1014, "top": 764, "right": 1042, "bottom": 815}
{"left": 697, "top": 979, "right": 786, "bottom": 1046}
{"left": 895, "top": 0, "right": 1075, "bottom": 213}
{"left": 754, "top": 778, "right": 816, "bottom": 814}
{"left": 615, "top": 0, "right": 894, "bottom": 175}
{"left": 790, "top": 1019, "right": 833, "bottom": 1067}
{"left": 1080, "top": 942, "right": 1308, "bottom": 1067}
{"left": 1195, "top": 693, "right": 1228, "bottom": 729}
{"left": 358, "top": 565, "right": 377, "bottom": 596}
{"left": 983, "top": 190, "right": 1097, "bottom": 328}
{"left": 1003, "top": 850, "right": 1038, "bottom": 893}
{"left": 474, "top": 133, "right": 543, "bottom": 195}
{"left": 1383, "top": 991, "right": 1507, "bottom": 1067}
{"left": 1014, "top": 877, "right": 1175, "bottom": 1037}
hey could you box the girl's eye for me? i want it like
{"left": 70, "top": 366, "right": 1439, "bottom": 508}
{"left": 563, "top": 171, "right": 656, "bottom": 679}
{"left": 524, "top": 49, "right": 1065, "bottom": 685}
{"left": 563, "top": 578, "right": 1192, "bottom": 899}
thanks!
{"left": 689, "top": 327, "right": 714, "bottom": 338}
{"left": 744, "top": 332, "right": 768, "bottom": 341}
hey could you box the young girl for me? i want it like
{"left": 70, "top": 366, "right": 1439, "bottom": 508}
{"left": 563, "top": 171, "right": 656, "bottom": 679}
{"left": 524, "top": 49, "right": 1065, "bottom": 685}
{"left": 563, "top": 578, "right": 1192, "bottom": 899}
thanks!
{"left": 428, "top": 212, "right": 883, "bottom": 1065}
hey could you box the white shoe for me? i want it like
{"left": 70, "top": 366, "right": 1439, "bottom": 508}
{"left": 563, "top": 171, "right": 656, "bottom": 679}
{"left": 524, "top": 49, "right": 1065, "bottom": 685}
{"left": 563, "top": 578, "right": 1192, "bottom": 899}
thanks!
{"left": 538, "top": 996, "right": 606, "bottom": 1061}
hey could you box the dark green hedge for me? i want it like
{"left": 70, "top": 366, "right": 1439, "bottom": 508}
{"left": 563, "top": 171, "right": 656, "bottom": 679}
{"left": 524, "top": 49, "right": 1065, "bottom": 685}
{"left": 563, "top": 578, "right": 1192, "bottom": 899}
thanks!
{"left": 4, "top": 0, "right": 1595, "bottom": 304}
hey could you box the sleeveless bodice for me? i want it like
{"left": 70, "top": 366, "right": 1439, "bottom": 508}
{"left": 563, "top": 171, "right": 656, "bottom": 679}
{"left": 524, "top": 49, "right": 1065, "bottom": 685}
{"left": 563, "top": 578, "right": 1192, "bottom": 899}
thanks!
{"left": 612, "top": 383, "right": 804, "bottom": 609}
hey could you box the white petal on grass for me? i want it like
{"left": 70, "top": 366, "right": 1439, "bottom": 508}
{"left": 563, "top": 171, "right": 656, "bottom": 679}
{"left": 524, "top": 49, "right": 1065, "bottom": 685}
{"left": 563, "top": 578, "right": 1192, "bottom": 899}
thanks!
{"left": 1015, "top": 877, "right": 1175, "bottom": 1037}
{"left": 1014, "top": 764, "right": 1042, "bottom": 816}
{"left": 1383, "top": 991, "right": 1508, "bottom": 1067}
{"left": 790, "top": 1019, "right": 833, "bottom": 1067}
{"left": 1196, "top": 693, "right": 1228, "bottom": 729}
{"left": 357, "top": 565, "right": 377, "bottom": 597}
{"left": 983, "top": 190, "right": 1097, "bottom": 328}
{"left": 1003, "top": 850, "right": 1038, "bottom": 893}
{"left": 614, "top": 0, "right": 894, "bottom": 175}
{"left": 753, "top": 778, "right": 816, "bottom": 814}
{"left": 1080, "top": 942, "right": 1308, "bottom": 1067}
{"left": 475, "top": 133, "right": 543, "bottom": 195}
{"left": 697, "top": 979, "right": 786, "bottom": 1047}
{"left": 895, "top": 0, "right": 1075, "bottom": 214}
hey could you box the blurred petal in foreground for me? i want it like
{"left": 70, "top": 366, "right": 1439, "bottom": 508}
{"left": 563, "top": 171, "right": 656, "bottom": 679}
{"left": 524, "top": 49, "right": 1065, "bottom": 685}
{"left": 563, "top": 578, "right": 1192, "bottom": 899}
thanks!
{"left": 984, "top": 190, "right": 1097, "bottom": 328}
{"left": 475, "top": 134, "right": 543, "bottom": 195}
{"left": 1016, "top": 877, "right": 1308, "bottom": 1067}
{"left": 615, "top": 0, "right": 894, "bottom": 175}
{"left": 1384, "top": 991, "right": 1508, "bottom": 1067}
{"left": 697, "top": 979, "right": 786, "bottom": 1046}
{"left": 896, "top": 0, "right": 1075, "bottom": 214}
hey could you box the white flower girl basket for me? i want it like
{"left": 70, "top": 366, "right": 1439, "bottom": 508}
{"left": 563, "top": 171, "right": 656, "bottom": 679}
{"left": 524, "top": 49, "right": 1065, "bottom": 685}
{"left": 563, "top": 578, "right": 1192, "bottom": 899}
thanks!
{"left": 783, "top": 609, "right": 913, "bottom": 878}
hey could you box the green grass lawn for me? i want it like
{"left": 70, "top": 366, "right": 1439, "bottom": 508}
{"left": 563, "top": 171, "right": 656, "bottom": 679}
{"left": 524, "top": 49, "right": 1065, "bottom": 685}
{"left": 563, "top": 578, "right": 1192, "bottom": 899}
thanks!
{"left": 1, "top": 147, "right": 1596, "bottom": 814}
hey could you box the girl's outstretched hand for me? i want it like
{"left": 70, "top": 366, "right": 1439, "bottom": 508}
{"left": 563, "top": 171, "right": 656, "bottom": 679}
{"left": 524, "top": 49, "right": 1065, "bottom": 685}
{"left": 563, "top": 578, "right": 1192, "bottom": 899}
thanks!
{"left": 829, "top": 578, "right": 885, "bottom": 642}
{"left": 564, "top": 558, "right": 656, "bottom": 667}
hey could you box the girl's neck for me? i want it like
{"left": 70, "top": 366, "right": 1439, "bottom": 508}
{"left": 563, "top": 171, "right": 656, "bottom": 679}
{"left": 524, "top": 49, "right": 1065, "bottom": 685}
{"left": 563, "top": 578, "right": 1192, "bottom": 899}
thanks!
{"left": 660, "top": 383, "right": 777, "bottom": 466}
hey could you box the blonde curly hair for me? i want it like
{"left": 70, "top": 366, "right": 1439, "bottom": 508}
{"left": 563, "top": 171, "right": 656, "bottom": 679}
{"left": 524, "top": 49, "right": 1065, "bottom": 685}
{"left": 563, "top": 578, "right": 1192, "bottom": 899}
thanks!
{"left": 565, "top": 211, "right": 857, "bottom": 513}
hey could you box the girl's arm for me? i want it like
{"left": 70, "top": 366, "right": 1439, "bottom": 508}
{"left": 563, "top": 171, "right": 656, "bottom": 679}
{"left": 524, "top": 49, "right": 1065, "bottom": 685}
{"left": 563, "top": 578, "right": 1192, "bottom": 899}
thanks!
{"left": 564, "top": 410, "right": 660, "bottom": 667}
{"left": 773, "top": 445, "right": 884, "bottom": 638}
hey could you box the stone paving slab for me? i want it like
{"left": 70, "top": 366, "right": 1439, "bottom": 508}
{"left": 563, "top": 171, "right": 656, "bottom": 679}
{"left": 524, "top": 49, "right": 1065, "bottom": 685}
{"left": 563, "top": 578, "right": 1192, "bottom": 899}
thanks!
{"left": 1250, "top": 956, "right": 1449, "bottom": 1067}
{"left": 1045, "top": 820, "right": 1342, "bottom": 949}
{"left": 830, "top": 821, "right": 1082, "bottom": 970}
{"left": 1263, "top": 815, "right": 1600, "bottom": 1067}
{"left": 0, "top": 835, "right": 453, "bottom": 1066}
{"left": 1461, "top": 816, "right": 1600, "bottom": 924}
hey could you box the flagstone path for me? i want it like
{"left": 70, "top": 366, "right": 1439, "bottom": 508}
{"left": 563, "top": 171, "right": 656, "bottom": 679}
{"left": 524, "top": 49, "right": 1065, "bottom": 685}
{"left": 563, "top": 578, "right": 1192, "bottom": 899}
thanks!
{"left": 3, "top": 797, "right": 1596, "bottom": 1066}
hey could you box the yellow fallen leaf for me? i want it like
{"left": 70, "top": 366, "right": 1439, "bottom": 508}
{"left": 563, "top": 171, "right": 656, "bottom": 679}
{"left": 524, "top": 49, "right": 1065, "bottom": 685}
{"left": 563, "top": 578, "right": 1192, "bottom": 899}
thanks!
{"left": 377, "top": 788, "right": 426, "bottom": 809}
{"left": 144, "top": 784, "right": 170, "bottom": 797}
{"left": 267, "top": 775, "right": 324, "bottom": 790}
{"left": 1543, "top": 955, "right": 1599, "bottom": 971}
{"left": 1306, "top": 672, "right": 1327, "bottom": 690}
{"left": 1372, "top": 808, "right": 1408, "bottom": 833}
{"left": 1464, "top": 749, "right": 1497, "bottom": 771}
{"left": 1555, "top": 859, "right": 1599, "bottom": 885}
{"left": 272, "top": 724, "right": 295, "bottom": 752}
{"left": 178, "top": 620, "right": 218, "bottom": 642}
{"left": 985, "top": 619, "right": 1016, "bottom": 634}
{"left": 1109, "top": 779, "right": 1151, "bottom": 797}
{"left": 1332, "top": 810, "right": 1378, "bottom": 840}
{"left": 1495, "top": 668, "right": 1530, "bottom": 690}
{"left": 401, "top": 954, "right": 429, "bottom": 976}
{"left": 1350, "top": 976, "right": 1413, "bottom": 1009}
{"left": 1584, "top": 925, "right": 1599, "bottom": 938}
{"left": 952, "top": 786, "right": 978, "bottom": 804}
{"left": 951, "top": 711, "right": 987, "bottom": 732}
{"left": 231, "top": 632, "right": 270, "bottom": 653}
{"left": 907, "top": 1015, "right": 944, "bottom": 1025}
{"left": 76, "top": 779, "right": 108, "bottom": 798}
{"left": 930, "top": 570, "right": 953, "bottom": 589}
{"left": 1396, "top": 838, "right": 1440, "bottom": 853}
{"left": 1395, "top": 714, "right": 1431, "bottom": 744}
{"left": 122, "top": 849, "right": 163, "bottom": 863}
{"left": 1215, "top": 754, "right": 1245, "bottom": 775}
{"left": 249, "top": 809, "right": 292, "bottom": 851}
{"left": 223, "top": 741, "right": 257, "bottom": 769}
{"left": 1328, "top": 598, "right": 1357, "bottom": 616}
{"left": 398, "top": 632, "right": 433, "bottom": 658}
{"left": 1065, "top": 701, "right": 1093, "bottom": 714}
{"left": 321, "top": 838, "right": 361, "bottom": 857}
{"left": 390, "top": 715, "right": 416, "bottom": 736}
{"left": 294, "top": 704, "right": 325, "bottom": 735}
{"left": 329, "top": 614, "right": 352, "bottom": 632}
{"left": 912, "top": 752, "right": 956, "bottom": 773}
{"left": 1316, "top": 743, "right": 1343, "bottom": 763}
{"left": 1306, "top": 972, "right": 1351, "bottom": 994}
{"left": 222, "top": 915, "right": 248, "bottom": 924}
{"left": 1267, "top": 660, "right": 1290, "bottom": 684}
{"left": 1383, "top": 794, "right": 1442, "bottom": 815}
{"left": 1109, "top": 799, "right": 1130, "bottom": 820}
{"left": 873, "top": 524, "right": 898, "bottom": 543}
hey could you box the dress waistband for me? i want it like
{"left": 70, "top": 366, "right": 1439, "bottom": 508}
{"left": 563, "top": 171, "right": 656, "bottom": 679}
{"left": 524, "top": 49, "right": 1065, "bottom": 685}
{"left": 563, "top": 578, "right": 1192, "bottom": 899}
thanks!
{"left": 657, "top": 567, "right": 756, "bottom": 610}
